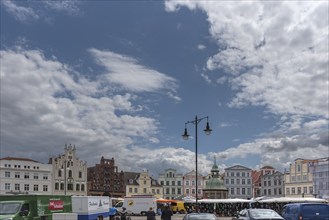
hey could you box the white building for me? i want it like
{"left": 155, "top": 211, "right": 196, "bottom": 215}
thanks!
{"left": 224, "top": 165, "right": 253, "bottom": 199}
{"left": 49, "top": 144, "right": 87, "bottom": 196}
{"left": 158, "top": 168, "right": 183, "bottom": 199}
{"left": 0, "top": 157, "right": 52, "bottom": 195}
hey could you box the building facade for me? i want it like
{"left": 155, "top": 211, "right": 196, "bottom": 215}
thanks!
{"left": 224, "top": 165, "right": 253, "bottom": 199}
{"left": 0, "top": 157, "right": 52, "bottom": 195}
{"left": 182, "top": 170, "right": 203, "bottom": 200}
{"left": 124, "top": 170, "right": 163, "bottom": 198}
{"left": 50, "top": 144, "right": 87, "bottom": 196}
{"left": 87, "top": 156, "right": 125, "bottom": 197}
{"left": 284, "top": 158, "right": 314, "bottom": 198}
{"left": 309, "top": 157, "right": 329, "bottom": 199}
{"left": 158, "top": 168, "right": 183, "bottom": 199}
{"left": 261, "top": 171, "right": 284, "bottom": 197}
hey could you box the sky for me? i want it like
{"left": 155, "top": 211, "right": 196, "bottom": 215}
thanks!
{"left": 1, "top": 0, "right": 328, "bottom": 178}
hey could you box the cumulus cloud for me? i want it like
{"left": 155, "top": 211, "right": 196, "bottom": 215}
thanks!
{"left": 165, "top": 0, "right": 329, "bottom": 169}
{"left": 0, "top": 48, "right": 182, "bottom": 174}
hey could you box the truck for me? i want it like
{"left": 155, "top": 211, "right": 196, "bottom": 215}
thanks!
{"left": 72, "top": 196, "right": 110, "bottom": 220}
{"left": 114, "top": 195, "right": 156, "bottom": 216}
{"left": 0, "top": 194, "right": 72, "bottom": 220}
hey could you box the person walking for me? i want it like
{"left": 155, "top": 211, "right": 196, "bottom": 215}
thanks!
{"left": 161, "top": 206, "right": 173, "bottom": 220}
{"left": 146, "top": 207, "right": 156, "bottom": 220}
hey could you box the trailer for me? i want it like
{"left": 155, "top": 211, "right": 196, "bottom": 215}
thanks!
{"left": 0, "top": 194, "right": 72, "bottom": 220}
{"left": 72, "top": 196, "right": 110, "bottom": 220}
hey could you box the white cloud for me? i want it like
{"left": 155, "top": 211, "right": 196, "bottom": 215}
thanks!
{"left": 89, "top": 48, "right": 179, "bottom": 99}
{"left": 197, "top": 44, "right": 206, "bottom": 50}
{"left": 165, "top": 0, "right": 329, "bottom": 170}
{"left": 1, "top": 0, "right": 39, "bottom": 22}
{"left": 1, "top": 0, "right": 81, "bottom": 23}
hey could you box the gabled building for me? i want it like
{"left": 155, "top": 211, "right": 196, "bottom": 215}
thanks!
{"left": 158, "top": 168, "right": 183, "bottom": 199}
{"left": 284, "top": 158, "right": 315, "bottom": 198}
{"left": 252, "top": 166, "right": 277, "bottom": 198}
{"left": 182, "top": 170, "right": 203, "bottom": 200}
{"left": 0, "top": 157, "right": 52, "bottom": 195}
{"left": 87, "top": 156, "right": 124, "bottom": 197}
{"left": 124, "top": 170, "right": 162, "bottom": 198}
{"left": 224, "top": 165, "right": 252, "bottom": 199}
{"left": 49, "top": 144, "right": 87, "bottom": 196}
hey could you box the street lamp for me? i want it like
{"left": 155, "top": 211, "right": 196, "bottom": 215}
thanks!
{"left": 182, "top": 115, "right": 212, "bottom": 212}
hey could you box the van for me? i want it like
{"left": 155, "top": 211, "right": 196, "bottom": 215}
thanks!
{"left": 281, "top": 203, "right": 329, "bottom": 220}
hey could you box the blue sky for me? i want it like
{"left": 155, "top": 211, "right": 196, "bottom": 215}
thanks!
{"left": 1, "top": 0, "right": 328, "bottom": 177}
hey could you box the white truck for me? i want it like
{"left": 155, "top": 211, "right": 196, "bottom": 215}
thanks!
{"left": 72, "top": 196, "right": 110, "bottom": 220}
{"left": 114, "top": 195, "right": 156, "bottom": 216}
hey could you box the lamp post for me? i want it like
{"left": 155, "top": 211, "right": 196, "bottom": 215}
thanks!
{"left": 182, "top": 115, "right": 212, "bottom": 212}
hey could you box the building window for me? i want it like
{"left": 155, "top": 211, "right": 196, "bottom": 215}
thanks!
{"left": 15, "top": 183, "right": 20, "bottom": 191}
{"left": 166, "top": 188, "right": 170, "bottom": 194}
{"left": 177, "top": 188, "right": 181, "bottom": 194}
{"left": 144, "top": 180, "right": 147, "bottom": 185}
{"left": 242, "top": 179, "right": 245, "bottom": 184}
{"left": 5, "top": 171, "right": 10, "bottom": 178}
{"left": 34, "top": 185, "right": 38, "bottom": 191}
{"left": 172, "top": 181, "right": 175, "bottom": 186}
{"left": 166, "top": 181, "right": 170, "bottom": 186}
{"left": 191, "top": 181, "right": 195, "bottom": 186}
{"left": 76, "top": 184, "right": 80, "bottom": 191}
{"left": 24, "top": 173, "right": 30, "bottom": 179}
{"left": 297, "top": 187, "right": 301, "bottom": 194}
{"left": 242, "top": 188, "right": 245, "bottom": 195}
{"left": 247, "top": 179, "right": 251, "bottom": 184}
{"left": 230, "top": 188, "right": 234, "bottom": 195}
{"left": 43, "top": 175, "right": 48, "bottom": 180}
{"left": 55, "top": 182, "right": 59, "bottom": 190}
{"left": 237, "top": 172, "right": 240, "bottom": 177}
{"left": 172, "top": 188, "right": 176, "bottom": 194}
{"left": 292, "top": 187, "right": 295, "bottom": 194}
{"left": 58, "top": 170, "right": 62, "bottom": 177}
{"left": 15, "top": 172, "right": 20, "bottom": 178}
{"left": 237, "top": 179, "right": 240, "bottom": 184}
{"left": 231, "top": 179, "right": 234, "bottom": 184}
{"left": 60, "top": 183, "right": 64, "bottom": 190}
{"left": 185, "top": 180, "right": 189, "bottom": 186}
{"left": 242, "top": 172, "right": 245, "bottom": 177}
{"left": 191, "top": 189, "right": 195, "bottom": 194}
{"left": 67, "top": 183, "right": 73, "bottom": 191}
{"left": 143, "top": 188, "right": 147, "bottom": 193}
{"left": 177, "top": 181, "right": 181, "bottom": 186}
{"left": 309, "top": 186, "right": 313, "bottom": 194}
{"left": 5, "top": 183, "right": 10, "bottom": 190}
{"left": 297, "top": 164, "right": 301, "bottom": 172}
{"left": 134, "top": 188, "right": 138, "bottom": 193}
{"left": 129, "top": 187, "right": 132, "bottom": 193}
{"left": 34, "top": 173, "right": 38, "bottom": 179}
{"left": 186, "top": 189, "right": 189, "bottom": 194}
{"left": 286, "top": 188, "right": 290, "bottom": 195}
{"left": 43, "top": 185, "right": 48, "bottom": 192}
{"left": 79, "top": 171, "right": 82, "bottom": 178}
{"left": 68, "top": 170, "right": 72, "bottom": 178}
{"left": 24, "top": 184, "right": 29, "bottom": 191}
{"left": 81, "top": 184, "right": 85, "bottom": 191}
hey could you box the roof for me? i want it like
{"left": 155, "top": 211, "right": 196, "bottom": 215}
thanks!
{"left": 225, "top": 165, "right": 252, "bottom": 171}
{"left": 0, "top": 157, "right": 39, "bottom": 163}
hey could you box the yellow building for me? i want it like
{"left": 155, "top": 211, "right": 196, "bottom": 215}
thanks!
{"left": 124, "top": 169, "right": 163, "bottom": 198}
{"left": 284, "top": 158, "right": 315, "bottom": 198}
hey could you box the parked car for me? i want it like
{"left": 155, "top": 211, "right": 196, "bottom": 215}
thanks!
{"left": 232, "top": 208, "right": 284, "bottom": 220}
{"left": 281, "top": 202, "right": 329, "bottom": 220}
{"left": 182, "top": 213, "right": 219, "bottom": 220}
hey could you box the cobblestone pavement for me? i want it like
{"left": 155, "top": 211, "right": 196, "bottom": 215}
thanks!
{"left": 128, "top": 214, "right": 232, "bottom": 220}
